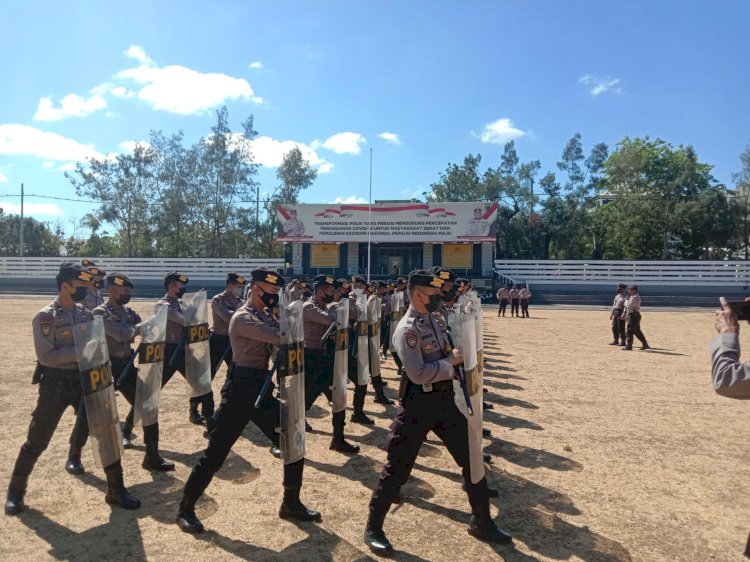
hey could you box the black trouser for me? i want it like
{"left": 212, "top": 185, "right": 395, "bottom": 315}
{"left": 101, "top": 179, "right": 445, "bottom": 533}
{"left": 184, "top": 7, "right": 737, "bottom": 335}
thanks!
{"left": 380, "top": 319, "right": 391, "bottom": 353}
{"left": 183, "top": 365, "right": 305, "bottom": 502}
{"left": 368, "top": 381, "right": 489, "bottom": 525}
{"left": 304, "top": 349, "right": 333, "bottom": 413}
{"left": 498, "top": 299, "right": 508, "bottom": 316}
{"left": 112, "top": 357, "right": 160, "bottom": 446}
{"left": 520, "top": 299, "right": 529, "bottom": 317}
{"left": 11, "top": 369, "right": 91, "bottom": 480}
{"left": 611, "top": 311, "right": 626, "bottom": 343}
{"left": 163, "top": 342, "right": 212, "bottom": 409}
{"left": 626, "top": 312, "right": 648, "bottom": 347}
{"left": 206, "top": 333, "right": 232, "bottom": 418}
{"left": 510, "top": 299, "right": 520, "bottom": 316}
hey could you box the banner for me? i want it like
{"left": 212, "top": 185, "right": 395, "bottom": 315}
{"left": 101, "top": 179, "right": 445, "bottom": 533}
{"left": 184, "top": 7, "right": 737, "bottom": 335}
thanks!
{"left": 443, "top": 244, "right": 473, "bottom": 268}
{"left": 310, "top": 244, "right": 340, "bottom": 267}
{"left": 277, "top": 202, "right": 499, "bottom": 242}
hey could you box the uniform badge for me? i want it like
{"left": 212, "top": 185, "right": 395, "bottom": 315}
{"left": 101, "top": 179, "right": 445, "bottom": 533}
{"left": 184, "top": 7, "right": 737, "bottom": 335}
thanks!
{"left": 405, "top": 330, "right": 418, "bottom": 348}
{"left": 422, "top": 342, "right": 434, "bottom": 352}
{"left": 40, "top": 322, "right": 52, "bottom": 336}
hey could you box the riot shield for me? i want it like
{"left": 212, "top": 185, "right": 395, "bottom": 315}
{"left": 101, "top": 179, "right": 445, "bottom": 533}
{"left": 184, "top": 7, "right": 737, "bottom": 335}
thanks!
{"left": 448, "top": 304, "right": 484, "bottom": 484}
{"left": 277, "top": 296, "right": 306, "bottom": 465}
{"left": 73, "top": 317, "right": 123, "bottom": 469}
{"left": 367, "top": 295, "right": 382, "bottom": 380}
{"left": 331, "top": 302, "right": 349, "bottom": 414}
{"left": 356, "top": 294, "right": 370, "bottom": 385}
{"left": 474, "top": 297, "right": 484, "bottom": 384}
{"left": 389, "top": 291, "right": 403, "bottom": 348}
{"left": 182, "top": 291, "right": 212, "bottom": 398}
{"left": 134, "top": 304, "right": 168, "bottom": 427}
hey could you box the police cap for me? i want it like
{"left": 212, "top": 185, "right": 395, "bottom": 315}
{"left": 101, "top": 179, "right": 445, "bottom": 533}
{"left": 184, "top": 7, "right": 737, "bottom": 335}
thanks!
{"left": 250, "top": 268, "right": 285, "bottom": 287}
{"left": 408, "top": 270, "right": 444, "bottom": 290}
{"left": 226, "top": 272, "right": 246, "bottom": 286}
{"left": 337, "top": 278, "right": 351, "bottom": 290}
{"left": 628, "top": 284, "right": 638, "bottom": 291}
{"left": 618, "top": 283, "right": 626, "bottom": 289}
{"left": 351, "top": 275, "right": 366, "bottom": 285}
{"left": 58, "top": 262, "right": 93, "bottom": 284}
{"left": 429, "top": 266, "right": 455, "bottom": 283}
{"left": 87, "top": 266, "right": 106, "bottom": 278}
{"left": 313, "top": 274, "right": 336, "bottom": 290}
{"left": 397, "top": 277, "right": 406, "bottom": 285}
{"left": 107, "top": 272, "right": 134, "bottom": 289}
{"left": 164, "top": 271, "right": 189, "bottom": 285}
{"left": 81, "top": 259, "right": 97, "bottom": 268}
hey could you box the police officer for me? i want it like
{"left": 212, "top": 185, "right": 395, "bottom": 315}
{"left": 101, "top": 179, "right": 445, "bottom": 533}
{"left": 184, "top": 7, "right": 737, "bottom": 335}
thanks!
{"left": 5, "top": 263, "right": 140, "bottom": 516}
{"left": 96, "top": 273, "right": 174, "bottom": 471}
{"left": 207, "top": 273, "right": 246, "bottom": 426}
{"left": 519, "top": 286, "right": 532, "bottom": 318}
{"left": 364, "top": 270, "right": 512, "bottom": 554}
{"left": 622, "top": 284, "right": 650, "bottom": 351}
{"left": 81, "top": 263, "right": 106, "bottom": 311}
{"left": 287, "top": 279, "right": 302, "bottom": 301}
{"left": 380, "top": 282, "right": 393, "bottom": 360}
{"left": 609, "top": 284, "right": 627, "bottom": 346}
{"left": 303, "top": 275, "right": 360, "bottom": 454}
{"left": 509, "top": 285, "right": 520, "bottom": 317}
{"left": 496, "top": 285, "right": 509, "bottom": 317}
{"left": 348, "top": 275, "right": 374, "bottom": 424}
{"left": 176, "top": 268, "right": 320, "bottom": 532}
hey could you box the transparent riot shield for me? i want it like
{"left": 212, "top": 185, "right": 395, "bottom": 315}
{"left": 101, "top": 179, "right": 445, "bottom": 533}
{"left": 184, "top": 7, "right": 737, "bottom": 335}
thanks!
{"left": 278, "top": 296, "right": 306, "bottom": 465}
{"left": 368, "top": 296, "right": 381, "bottom": 380}
{"left": 134, "top": 304, "right": 168, "bottom": 427}
{"left": 474, "top": 297, "right": 484, "bottom": 385}
{"left": 389, "top": 291, "right": 403, "bottom": 348}
{"left": 356, "top": 294, "right": 370, "bottom": 385}
{"left": 182, "top": 291, "right": 212, "bottom": 398}
{"left": 331, "top": 302, "right": 349, "bottom": 414}
{"left": 448, "top": 304, "right": 484, "bottom": 484}
{"left": 73, "top": 317, "right": 123, "bottom": 469}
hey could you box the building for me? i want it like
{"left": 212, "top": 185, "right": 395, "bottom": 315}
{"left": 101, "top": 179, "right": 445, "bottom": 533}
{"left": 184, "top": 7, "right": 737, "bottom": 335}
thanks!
{"left": 276, "top": 201, "right": 498, "bottom": 280}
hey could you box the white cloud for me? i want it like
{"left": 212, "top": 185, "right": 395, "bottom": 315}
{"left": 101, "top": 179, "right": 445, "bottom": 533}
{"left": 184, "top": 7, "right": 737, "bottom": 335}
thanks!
{"left": 330, "top": 195, "right": 368, "bottom": 204}
{"left": 124, "top": 45, "right": 152, "bottom": 65}
{"left": 0, "top": 124, "right": 104, "bottom": 162}
{"left": 473, "top": 118, "right": 527, "bottom": 145}
{"left": 317, "top": 132, "right": 367, "bottom": 155}
{"left": 579, "top": 74, "right": 622, "bottom": 96}
{"left": 58, "top": 163, "right": 77, "bottom": 171}
{"left": 119, "top": 140, "right": 151, "bottom": 153}
{"left": 42, "top": 161, "right": 55, "bottom": 169}
{"left": 0, "top": 170, "right": 7, "bottom": 183}
{"left": 240, "top": 135, "right": 333, "bottom": 174}
{"left": 399, "top": 186, "right": 423, "bottom": 199}
{"left": 249, "top": 61, "right": 263, "bottom": 70}
{"left": 378, "top": 132, "right": 401, "bottom": 145}
{"left": 109, "top": 86, "right": 136, "bottom": 98}
{"left": 0, "top": 201, "right": 64, "bottom": 216}
{"left": 33, "top": 92, "right": 108, "bottom": 122}
{"left": 318, "top": 162, "right": 334, "bottom": 174}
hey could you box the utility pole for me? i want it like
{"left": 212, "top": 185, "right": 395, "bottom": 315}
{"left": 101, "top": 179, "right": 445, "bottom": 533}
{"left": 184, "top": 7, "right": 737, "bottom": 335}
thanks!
{"left": 255, "top": 184, "right": 260, "bottom": 257}
{"left": 367, "top": 148, "right": 372, "bottom": 283}
{"left": 19, "top": 183, "right": 24, "bottom": 257}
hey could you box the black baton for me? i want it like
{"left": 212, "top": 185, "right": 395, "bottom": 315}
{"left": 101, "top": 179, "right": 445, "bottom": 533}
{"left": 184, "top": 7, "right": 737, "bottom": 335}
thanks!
{"left": 212, "top": 343, "right": 232, "bottom": 376}
{"left": 169, "top": 338, "right": 185, "bottom": 366}
{"left": 116, "top": 345, "right": 141, "bottom": 387}
{"left": 445, "top": 330, "right": 474, "bottom": 416}
{"left": 254, "top": 363, "right": 278, "bottom": 409}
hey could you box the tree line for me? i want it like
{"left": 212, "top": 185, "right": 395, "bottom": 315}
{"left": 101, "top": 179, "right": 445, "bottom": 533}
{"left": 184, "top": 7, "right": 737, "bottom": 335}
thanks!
{"left": 0, "top": 105, "right": 748, "bottom": 260}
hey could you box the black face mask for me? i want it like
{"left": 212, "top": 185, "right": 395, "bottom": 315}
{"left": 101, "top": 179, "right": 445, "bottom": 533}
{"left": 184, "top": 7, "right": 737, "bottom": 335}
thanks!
{"left": 441, "top": 288, "right": 457, "bottom": 302}
{"left": 425, "top": 293, "right": 443, "bottom": 313}
{"left": 322, "top": 294, "right": 334, "bottom": 304}
{"left": 116, "top": 294, "right": 132, "bottom": 305}
{"left": 303, "top": 291, "right": 312, "bottom": 298}
{"left": 94, "top": 280, "right": 104, "bottom": 290}
{"left": 176, "top": 287, "right": 187, "bottom": 298}
{"left": 340, "top": 291, "right": 350, "bottom": 300}
{"left": 260, "top": 289, "right": 278, "bottom": 309}
{"left": 71, "top": 286, "right": 88, "bottom": 302}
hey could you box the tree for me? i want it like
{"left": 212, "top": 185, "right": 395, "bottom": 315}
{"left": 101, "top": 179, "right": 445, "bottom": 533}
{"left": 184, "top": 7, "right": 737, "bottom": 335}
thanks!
{"left": 732, "top": 143, "right": 750, "bottom": 258}
{"left": 0, "top": 211, "right": 60, "bottom": 256}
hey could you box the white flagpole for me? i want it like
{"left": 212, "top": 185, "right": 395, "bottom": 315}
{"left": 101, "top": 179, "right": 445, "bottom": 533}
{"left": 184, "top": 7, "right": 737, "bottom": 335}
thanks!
{"left": 367, "top": 148, "right": 372, "bottom": 283}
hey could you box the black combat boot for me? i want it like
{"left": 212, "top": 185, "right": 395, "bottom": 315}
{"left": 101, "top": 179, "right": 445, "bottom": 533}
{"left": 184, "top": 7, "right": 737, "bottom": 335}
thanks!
{"left": 329, "top": 411, "right": 360, "bottom": 454}
{"left": 189, "top": 400, "right": 205, "bottom": 425}
{"left": 5, "top": 475, "right": 28, "bottom": 516}
{"left": 465, "top": 478, "right": 513, "bottom": 545}
{"left": 279, "top": 460, "right": 321, "bottom": 522}
{"left": 364, "top": 507, "right": 394, "bottom": 555}
{"left": 65, "top": 446, "right": 85, "bottom": 475}
{"left": 372, "top": 376, "right": 393, "bottom": 406}
{"left": 121, "top": 416, "right": 135, "bottom": 449}
{"left": 104, "top": 463, "right": 140, "bottom": 509}
{"left": 462, "top": 478, "right": 499, "bottom": 498}
{"left": 176, "top": 493, "right": 204, "bottom": 533}
{"left": 142, "top": 444, "right": 175, "bottom": 471}
{"left": 351, "top": 385, "right": 374, "bottom": 424}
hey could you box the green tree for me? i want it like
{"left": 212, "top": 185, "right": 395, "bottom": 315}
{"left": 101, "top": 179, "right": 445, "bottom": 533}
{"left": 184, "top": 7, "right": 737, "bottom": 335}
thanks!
{"left": 732, "top": 143, "right": 750, "bottom": 258}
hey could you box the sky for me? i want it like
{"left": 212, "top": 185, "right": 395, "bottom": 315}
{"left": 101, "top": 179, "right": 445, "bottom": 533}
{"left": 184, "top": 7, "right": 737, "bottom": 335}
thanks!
{"left": 1, "top": 1, "right": 748, "bottom": 237}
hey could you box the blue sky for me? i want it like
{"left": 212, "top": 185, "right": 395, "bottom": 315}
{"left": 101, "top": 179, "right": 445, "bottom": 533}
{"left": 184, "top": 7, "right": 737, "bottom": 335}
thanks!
{"left": 1, "top": 1, "right": 748, "bottom": 236}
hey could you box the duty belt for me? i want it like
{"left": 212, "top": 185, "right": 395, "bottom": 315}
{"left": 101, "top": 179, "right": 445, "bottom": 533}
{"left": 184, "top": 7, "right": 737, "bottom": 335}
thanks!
{"left": 230, "top": 365, "right": 266, "bottom": 380}
{"left": 41, "top": 366, "right": 79, "bottom": 377}
{"left": 409, "top": 379, "right": 453, "bottom": 394}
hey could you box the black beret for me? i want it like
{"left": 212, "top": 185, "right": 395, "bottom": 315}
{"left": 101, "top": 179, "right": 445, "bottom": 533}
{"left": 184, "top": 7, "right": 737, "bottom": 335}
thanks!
{"left": 81, "top": 259, "right": 97, "bottom": 267}
{"left": 408, "top": 270, "right": 444, "bottom": 290}
{"left": 58, "top": 262, "right": 93, "bottom": 284}
{"left": 87, "top": 266, "right": 106, "bottom": 277}
{"left": 250, "top": 268, "right": 285, "bottom": 287}
{"left": 351, "top": 275, "right": 366, "bottom": 284}
{"left": 107, "top": 272, "right": 134, "bottom": 289}
{"left": 628, "top": 284, "right": 638, "bottom": 290}
{"left": 226, "top": 272, "right": 246, "bottom": 285}
{"left": 291, "top": 278, "right": 299, "bottom": 284}
{"left": 376, "top": 281, "right": 388, "bottom": 289}
{"left": 337, "top": 278, "right": 351, "bottom": 290}
{"left": 618, "top": 283, "right": 626, "bottom": 289}
{"left": 430, "top": 266, "right": 455, "bottom": 283}
{"left": 313, "top": 274, "right": 336, "bottom": 289}
{"left": 164, "top": 271, "right": 189, "bottom": 285}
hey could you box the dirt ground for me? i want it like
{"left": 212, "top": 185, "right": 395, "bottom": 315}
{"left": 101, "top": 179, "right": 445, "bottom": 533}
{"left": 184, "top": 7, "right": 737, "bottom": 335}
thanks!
{"left": 0, "top": 297, "right": 748, "bottom": 562}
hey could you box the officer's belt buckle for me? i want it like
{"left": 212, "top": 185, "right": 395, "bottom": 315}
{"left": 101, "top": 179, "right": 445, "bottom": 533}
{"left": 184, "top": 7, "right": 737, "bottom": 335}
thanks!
{"left": 422, "top": 383, "right": 433, "bottom": 393}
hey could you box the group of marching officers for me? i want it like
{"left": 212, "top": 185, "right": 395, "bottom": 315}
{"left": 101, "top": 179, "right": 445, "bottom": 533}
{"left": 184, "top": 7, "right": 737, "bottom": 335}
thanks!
{"left": 4, "top": 260, "right": 511, "bottom": 555}
{"left": 609, "top": 283, "right": 650, "bottom": 351}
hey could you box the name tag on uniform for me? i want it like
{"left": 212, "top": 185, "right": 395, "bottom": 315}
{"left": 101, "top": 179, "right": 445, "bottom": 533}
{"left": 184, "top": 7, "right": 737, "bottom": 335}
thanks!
{"left": 422, "top": 383, "right": 433, "bottom": 393}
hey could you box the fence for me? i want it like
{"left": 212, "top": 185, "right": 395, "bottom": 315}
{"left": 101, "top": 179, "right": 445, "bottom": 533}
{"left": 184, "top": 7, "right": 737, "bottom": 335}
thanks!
{"left": 493, "top": 260, "right": 750, "bottom": 286}
{"left": 0, "top": 257, "right": 286, "bottom": 280}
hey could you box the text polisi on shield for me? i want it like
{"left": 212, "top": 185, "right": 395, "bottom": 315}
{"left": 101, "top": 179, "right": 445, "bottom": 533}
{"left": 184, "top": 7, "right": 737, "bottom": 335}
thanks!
{"left": 81, "top": 362, "right": 114, "bottom": 395}
{"left": 139, "top": 341, "right": 166, "bottom": 364}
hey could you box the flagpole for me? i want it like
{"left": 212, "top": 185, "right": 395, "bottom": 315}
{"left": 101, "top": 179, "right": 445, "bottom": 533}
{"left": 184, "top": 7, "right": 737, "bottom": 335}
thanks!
{"left": 367, "top": 148, "right": 372, "bottom": 283}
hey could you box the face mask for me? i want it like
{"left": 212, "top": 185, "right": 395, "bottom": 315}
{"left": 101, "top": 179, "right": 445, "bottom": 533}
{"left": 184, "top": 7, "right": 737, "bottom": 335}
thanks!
{"left": 260, "top": 289, "right": 278, "bottom": 309}
{"left": 322, "top": 294, "right": 334, "bottom": 304}
{"left": 175, "top": 287, "right": 187, "bottom": 298}
{"left": 230, "top": 286, "right": 242, "bottom": 298}
{"left": 94, "top": 280, "right": 104, "bottom": 290}
{"left": 116, "top": 294, "right": 132, "bottom": 305}
{"left": 340, "top": 291, "right": 349, "bottom": 300}
{"left": 424, "top": 293, "right": 443, "bottom": 313}
{"left": 71, "top": 286, "right": 88, "bottom": 302}
{"left": 352, "top": 287, "right": 364, "bottom": 297}
{"left": 441, "top": 288, "right": 457, "bottom": 302}
{"left": 303, "top": 291, "right": 312, "bottom": 298}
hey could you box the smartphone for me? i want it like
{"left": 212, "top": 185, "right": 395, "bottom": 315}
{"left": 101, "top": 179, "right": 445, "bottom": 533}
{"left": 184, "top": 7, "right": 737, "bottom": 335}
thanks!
{"left": 727, "top": 301, "right": 750, "bottom": 321}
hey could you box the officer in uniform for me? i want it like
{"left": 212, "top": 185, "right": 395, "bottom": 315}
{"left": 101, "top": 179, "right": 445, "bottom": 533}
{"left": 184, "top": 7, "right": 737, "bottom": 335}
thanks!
{"left": 347, "top": 275, "right": 373, "bottom": 424}
{"left": 609, "top": 284, "right": 627, "bottom": 346}
{"left": 287, "top": 279, "right": 302, "bottom": 301}
{"left": 5, "top": 263, "right": 140, "bottom": 515}
{"left": 364, "top": 270, "right": 512, "bottom": 554}
{"left": 466, "top": 208, "right": 490, "bottom": 236}
{"left": 176, "top": 268, "right": 320, "bottom": 533}
{"left": 303, "top": 275, "right": 360, "bottom": 454}
{"left": 496, "top": 285, "right": 509, "bottom": 317}
{"left": 96, "top": 273, "right": 174, "bottom": 471}
{"left": 519, "top": 286, "right": 533, "bottom": 318}
{"left": 207, "top": 273, "right": 246, "bottom": 426}
{"left": 159, "top": 272, "right": 212, "bottom": 425}
{"left": 81, "top": 264, "right": 106, "bottom": 311}
{"left": 622, "top": 284, "right": 650, "bottom": 351}
{"left": 509, "top": 285, "right": 520, "bottom": 317}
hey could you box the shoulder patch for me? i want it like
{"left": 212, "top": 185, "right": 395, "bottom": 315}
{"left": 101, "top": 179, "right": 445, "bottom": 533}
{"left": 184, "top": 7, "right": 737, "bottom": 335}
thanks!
{"left": 405, "top": 329, "right": 418, "bottom": 348}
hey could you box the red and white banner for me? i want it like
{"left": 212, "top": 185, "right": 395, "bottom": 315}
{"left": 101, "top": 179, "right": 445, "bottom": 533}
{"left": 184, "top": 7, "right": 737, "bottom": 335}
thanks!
{"left": 276, "top": 202, "right": 498, "bottom": 243}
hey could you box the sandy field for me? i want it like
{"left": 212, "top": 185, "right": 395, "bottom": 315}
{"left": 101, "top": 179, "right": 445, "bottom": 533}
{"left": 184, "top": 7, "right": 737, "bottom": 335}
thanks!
{"left": 0, "top": 297, "right": 748, "bottom": 562}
